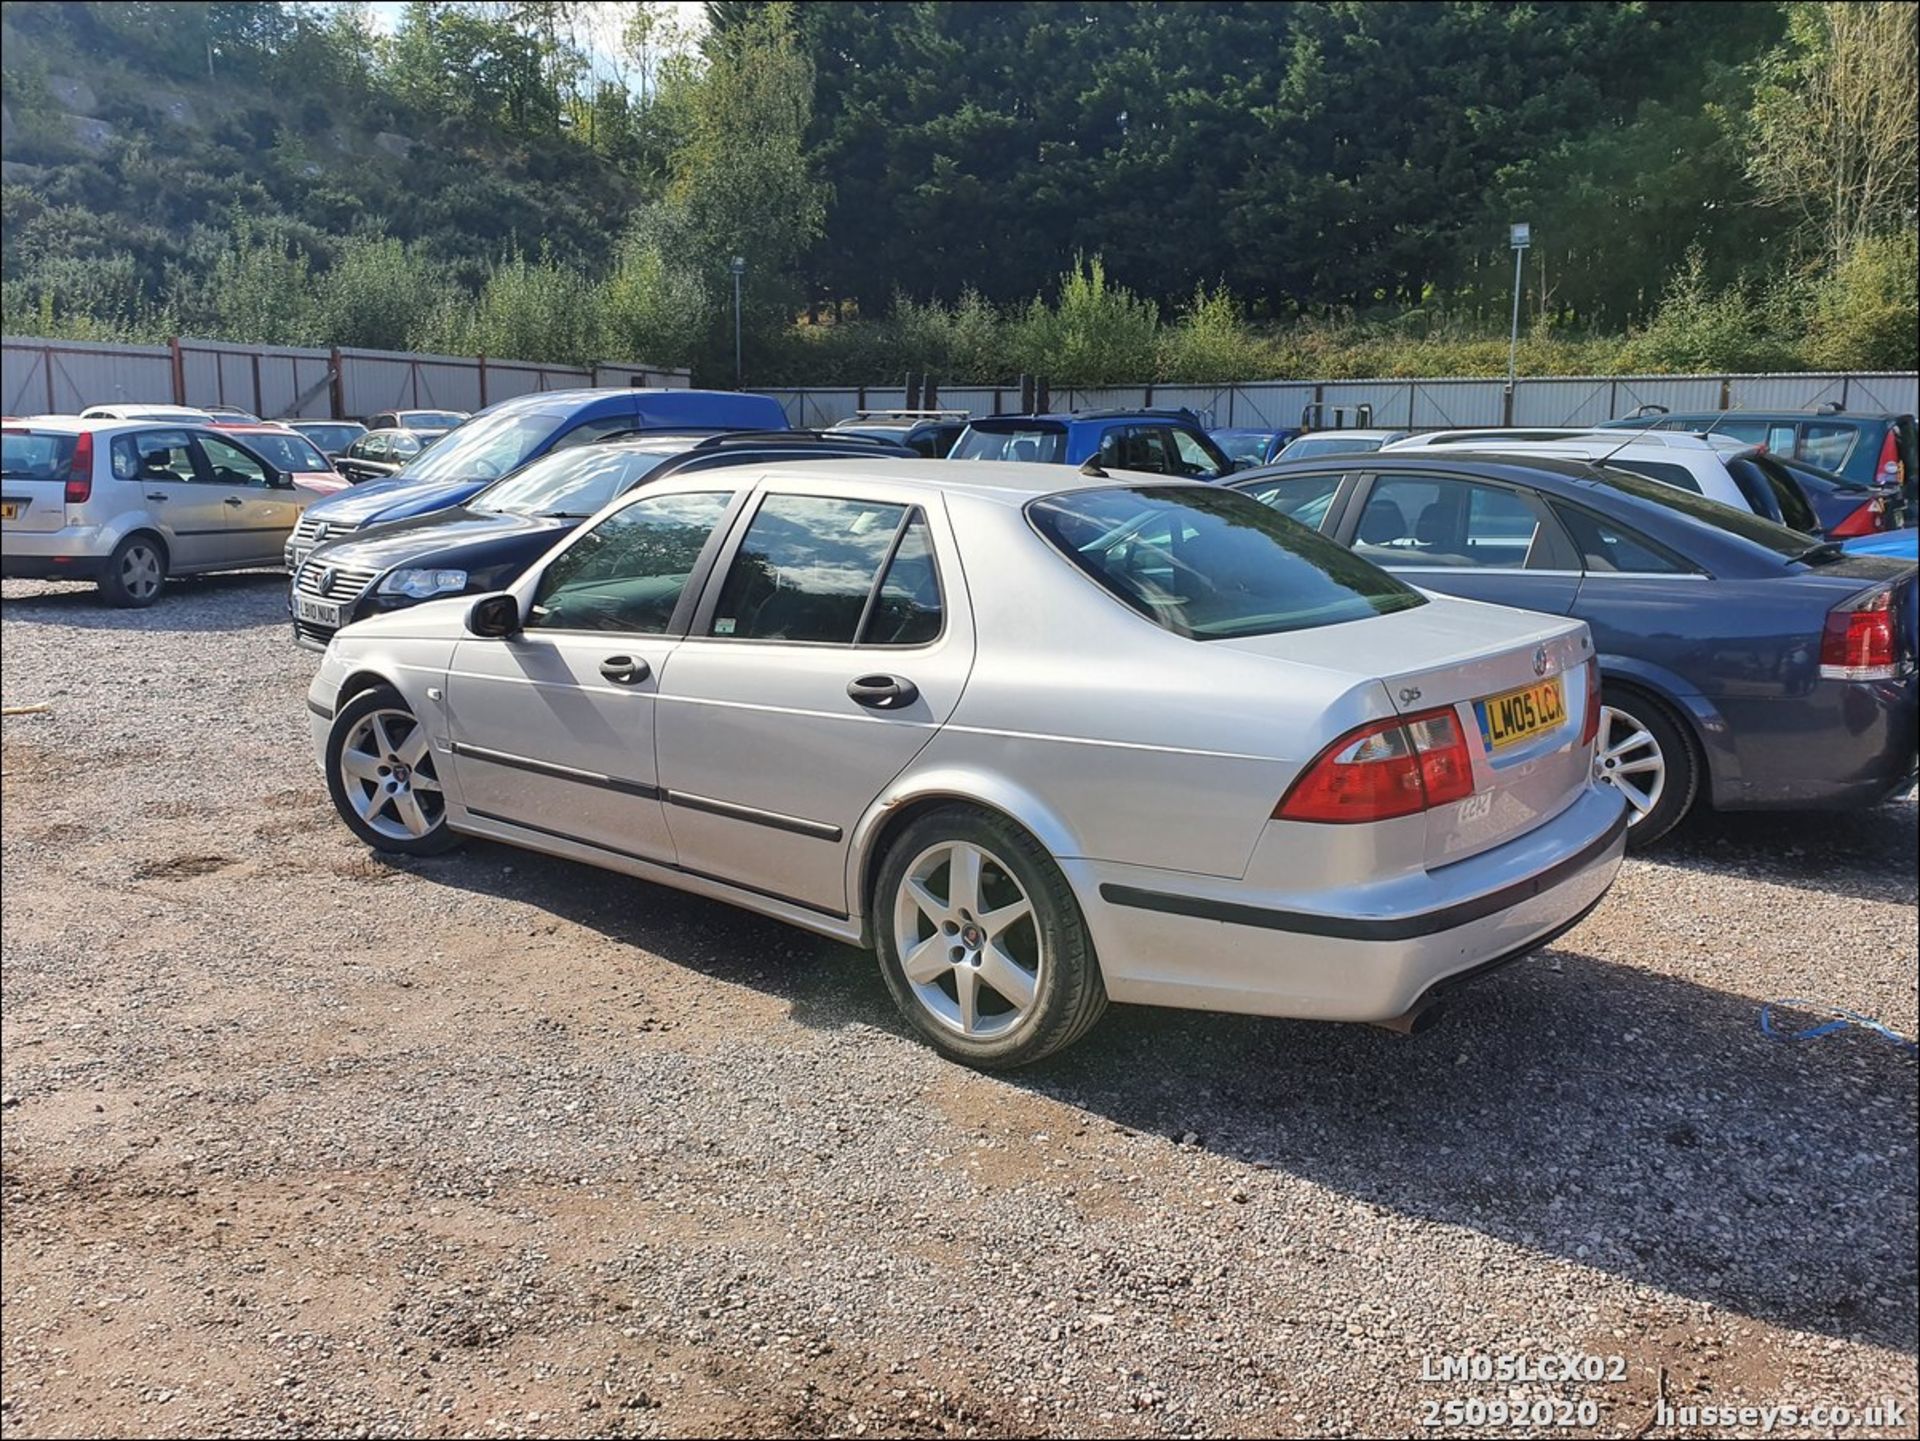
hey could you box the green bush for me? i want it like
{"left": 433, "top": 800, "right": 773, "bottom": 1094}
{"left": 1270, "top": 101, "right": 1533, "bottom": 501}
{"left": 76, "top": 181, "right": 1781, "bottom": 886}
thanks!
{"left": 1009, "top": 256, "right": 1160, "bottom": 386}
{"left": 1801, "top": 233, "right": 1920, "bottom": 371}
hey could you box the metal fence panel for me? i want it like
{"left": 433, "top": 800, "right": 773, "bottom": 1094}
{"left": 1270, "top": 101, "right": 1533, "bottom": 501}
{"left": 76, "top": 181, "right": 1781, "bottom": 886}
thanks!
{"left": 1221, "top": 384, "right": 1316, "bottom": 429}
{"left": 1839, "top": 372, "right": 1920, "bottom": 415}
{"left": 929, "top": 386, "right": 1006, "bottom": 417}
{"left": 592, "top": 362, "right": 692, "bottom": 389}
{"left": 1318, "top": 382, "right": 1417, "bottom": 427}
{"left": 1510, "top": 378, "right": 1616, "bottom": 426}
{"left": 2, "top": 338, "right": 175, "bottom": 415}
{"left": 1411, "top": 380, "right": 1508, "bottom": 428}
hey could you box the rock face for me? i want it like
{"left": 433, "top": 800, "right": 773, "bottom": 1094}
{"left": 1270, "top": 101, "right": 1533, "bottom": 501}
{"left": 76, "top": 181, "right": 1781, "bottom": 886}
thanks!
{"left": 374, "top": 131, "right": 414, "bottom": 159}
{"left": 65, "top": 114, "right": 115, "bottom": 155}
{"left": 47, "top": 74, "right": 99, "bottom": 115}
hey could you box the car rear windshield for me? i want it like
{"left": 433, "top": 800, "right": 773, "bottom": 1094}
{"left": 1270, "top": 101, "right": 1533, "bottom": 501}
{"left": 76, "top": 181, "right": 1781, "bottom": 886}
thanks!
{"left": 1591, "top": 465, "right": 1820, "bottom": 560}
{"left": 1280, "top": 435, "right": 1386, "bottom": 460}
{"left": 1, "top": 430, "right": 78, "bottom": 481}
{"left": 473, "top": 448, "right": 671, "bottom": 518}
{"left": 1029, "top": 485, "right": 1426, "bottom": 640}
{"left": 402, "top": 411, "right": 465, "bottom": 430}
{"left": 952, "top": 425, "right": 1067, "bottom": 464}
{"left": 399, "top": 411, "right": 557, "bottom": 484}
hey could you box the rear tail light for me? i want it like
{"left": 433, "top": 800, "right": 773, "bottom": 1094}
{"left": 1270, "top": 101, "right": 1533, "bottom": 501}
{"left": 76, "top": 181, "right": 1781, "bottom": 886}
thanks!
{"left": 1580, "top": 658, "right": 1602, "bottom": 748}
{"left": 1826, "top": 496, "right": 1886, "bottom": 538}
{"left": 1275, "top": 706, "right": 1476, "bottom": 824}
{"left": 64, "top": 431, "right": 94, "bottom": 504}
{"left": 1874, "top": 431, "right": 1904, "bottom": 488}
{"left": 1819, "top": 588, "right": 1899, "bottom": 680}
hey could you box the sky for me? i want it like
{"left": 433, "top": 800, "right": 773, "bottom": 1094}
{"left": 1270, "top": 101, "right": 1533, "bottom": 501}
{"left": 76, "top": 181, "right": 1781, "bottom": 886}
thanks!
{"left": 355, "top": 2, "right": 708, "bottom": 92}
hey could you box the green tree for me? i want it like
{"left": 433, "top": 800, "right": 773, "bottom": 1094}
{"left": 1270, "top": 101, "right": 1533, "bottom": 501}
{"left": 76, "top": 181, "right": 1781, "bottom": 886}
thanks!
{"left": 667, "top": 0, "right": 826, "bottom": 356}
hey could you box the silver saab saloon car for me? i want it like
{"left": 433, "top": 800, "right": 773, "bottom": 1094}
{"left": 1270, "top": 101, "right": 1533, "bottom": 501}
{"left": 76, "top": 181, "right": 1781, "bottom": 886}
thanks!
{"left": 307, "top": 459, "right": 1628, "bottom": 1067}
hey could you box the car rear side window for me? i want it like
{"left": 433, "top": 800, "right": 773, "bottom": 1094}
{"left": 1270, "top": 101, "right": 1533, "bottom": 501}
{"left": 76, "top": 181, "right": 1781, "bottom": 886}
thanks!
{"left": 110, "top": 430, "right": 197, "bottom": 482}
{"left": 710, "top": 495, "right": 910, "bottom": 644}
{"left": 951, "top": 426, "right": 1066, "bottom": 464}
{"left": 529, "top": 490, "right": 734, "bottom": 633}
{"left": 1800, "top": 422, "right": 1858, "bottom": 470}
{"left": 1606, "top": 458, "right": 1702, "bottom": 494}
{"left": 1551, "top": 505, "right": 1690, "bottom": 575}
{"left": 1029, "top": 485, "right": 1424, "bottom": 640}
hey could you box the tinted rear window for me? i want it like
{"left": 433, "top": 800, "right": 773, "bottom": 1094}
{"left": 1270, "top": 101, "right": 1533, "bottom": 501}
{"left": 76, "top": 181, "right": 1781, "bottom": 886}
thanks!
{"left": 1592, "top": 466, "right": 1815, "bottom": 559}
{"left": 1, "top": 431, "right": 77, "bottom": 480}
{"left": 1280, "top": 435, "right": 1386, "bottom": 460}
{"left": 952, "top": 425, "right": 1066, "bottom": 463}
{"left": 1029, "top": 485, "right": 1425, "bottom": 640}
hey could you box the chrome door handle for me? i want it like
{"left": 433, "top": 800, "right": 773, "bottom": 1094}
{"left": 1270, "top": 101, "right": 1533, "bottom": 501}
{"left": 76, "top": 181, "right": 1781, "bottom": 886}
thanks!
{"left": 599, "top": 655, "right": 651, "bottom": 685}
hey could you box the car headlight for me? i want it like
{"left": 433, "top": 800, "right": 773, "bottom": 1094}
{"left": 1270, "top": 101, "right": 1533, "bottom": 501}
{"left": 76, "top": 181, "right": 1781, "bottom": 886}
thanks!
{"left": 378, "top": 567, "right": 469, "bottom": 599}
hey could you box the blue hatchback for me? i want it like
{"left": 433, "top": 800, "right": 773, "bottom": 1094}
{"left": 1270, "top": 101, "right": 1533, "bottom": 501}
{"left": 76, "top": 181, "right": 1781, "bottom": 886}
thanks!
{"left": 286, "top": 389, "right": 788, "bottom": 568}
{"left": 951, "top": 409, "right": 1235, "bottom": 479}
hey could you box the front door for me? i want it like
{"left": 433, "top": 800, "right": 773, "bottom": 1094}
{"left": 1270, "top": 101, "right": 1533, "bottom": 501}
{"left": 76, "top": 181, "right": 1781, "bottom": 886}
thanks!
{"left": 445, "top": 487, "right": 742, "bottom": 865}
{"left": 192, "top": 433, "right": 300, "bottom": 563}
{"left": 108, "top": 429, "right": 227, "bottom": 569}
{"left": 1343, "top": 471, "right": 1582, "bottom": 615}
{"left": 655, "top": 487, "right": 975, "bottom": 918}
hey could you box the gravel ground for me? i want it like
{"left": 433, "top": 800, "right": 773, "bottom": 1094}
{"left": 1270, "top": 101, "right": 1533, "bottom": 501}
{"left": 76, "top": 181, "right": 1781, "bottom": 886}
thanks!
{"left": 2, "top": 572, "right": 1916, "bottom": 1440}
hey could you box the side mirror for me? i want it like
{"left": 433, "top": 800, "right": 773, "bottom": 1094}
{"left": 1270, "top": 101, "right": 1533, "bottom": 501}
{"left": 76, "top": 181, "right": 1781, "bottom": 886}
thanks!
{"left": 267, "top": 464, "right": 294, "bottom": 489}
{"left": 465, "top": 592, "right": 521, "bottom": 638}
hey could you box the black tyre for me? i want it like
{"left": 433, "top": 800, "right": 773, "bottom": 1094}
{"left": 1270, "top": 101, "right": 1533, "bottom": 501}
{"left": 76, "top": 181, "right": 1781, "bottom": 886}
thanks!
{"left": 97, "top": 533, "right": 168, "bottom": 608}
{"left": 324, "top": 685, "right": 461, "bottom": 856}
{"left": 874, "top": 805, "right": 1106, "bottom": 1068}
{"left": 1597, "top": 685, "right": 1699, "bottom": 849}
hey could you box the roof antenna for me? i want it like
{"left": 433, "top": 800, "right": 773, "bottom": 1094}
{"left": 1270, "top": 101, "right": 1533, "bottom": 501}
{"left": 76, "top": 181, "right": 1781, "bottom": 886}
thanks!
{"left": 1079, "top": 456, "right": 1110, "bottom": 478}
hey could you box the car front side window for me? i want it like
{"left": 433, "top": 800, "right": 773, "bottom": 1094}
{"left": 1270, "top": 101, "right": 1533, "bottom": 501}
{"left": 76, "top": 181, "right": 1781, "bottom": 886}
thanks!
{"left": 195, "top": 435, "right": 270, "bottom": 486}
{"left": 1353, "top": 475, "right": 1552, "bottom": 570}
{"left": 528, "top": 490, "right": 735, "bottom": 633}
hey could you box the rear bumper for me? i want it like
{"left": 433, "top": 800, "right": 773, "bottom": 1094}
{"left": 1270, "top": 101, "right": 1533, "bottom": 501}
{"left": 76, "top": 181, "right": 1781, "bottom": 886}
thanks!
{"left": 1072, "top": 783, "right": 1628, "bottom": 1023}
{"left": 1, "top": 535, "right": 109, "bottom": 581}
{"left": 3, "top": 525, "right": 113, "bottom": 580}
{"left": 1712, "top": 677, "right": 1919, "bottom": 810}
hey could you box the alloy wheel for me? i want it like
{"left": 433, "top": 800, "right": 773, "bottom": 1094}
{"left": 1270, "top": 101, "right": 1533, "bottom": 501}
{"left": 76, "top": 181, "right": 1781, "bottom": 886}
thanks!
{"left": 892, "top": 839, "right": 1043, "bottom": 1040}
{"left": 1595, "top": 704, "right": 1666, "bottom": 825}
{"left": 121, "top": 544, "right": 163, "bottom": 601}
{"left": 336, "top": 708, "right": 445, "bottom": 841}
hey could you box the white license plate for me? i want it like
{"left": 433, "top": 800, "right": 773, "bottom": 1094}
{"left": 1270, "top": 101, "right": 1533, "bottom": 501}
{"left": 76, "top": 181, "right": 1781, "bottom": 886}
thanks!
{"left": 295, "top": 595, "right": 345, "bottom": 628}
{"left": 0, "top": 501, "right": 20, "bottom": 522}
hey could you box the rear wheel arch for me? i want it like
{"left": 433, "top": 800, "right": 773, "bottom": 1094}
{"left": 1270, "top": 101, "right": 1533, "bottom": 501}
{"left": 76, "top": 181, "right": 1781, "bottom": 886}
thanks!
{"left": 854, "top": 788, "right": 1079, "bottom": 944}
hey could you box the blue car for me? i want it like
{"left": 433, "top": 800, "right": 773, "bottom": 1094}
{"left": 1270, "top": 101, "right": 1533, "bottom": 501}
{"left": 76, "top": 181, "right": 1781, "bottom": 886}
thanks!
{"left": 1231, "top": 452, "right": 1918, "bottom": 847}
{"left": 950, "top": 408, "right": 1236, "bottom": 479}
{"left": 286, "top": 388, "right": 789, "bottom": 568}
{"left": 1844, "top": 529, "right": 1919, "bottom": 560}
{"left": 1209, "top": 427, "right": 1301, "bottom": 469}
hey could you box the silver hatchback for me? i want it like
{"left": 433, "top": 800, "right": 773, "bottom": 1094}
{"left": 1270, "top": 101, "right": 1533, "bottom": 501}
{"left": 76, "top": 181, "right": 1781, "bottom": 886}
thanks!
{"left": 2, "top": 417, "right": 315, "bottom": 606}
{"left": 308, "top": 460, "right": 1627, "bottom": 1067}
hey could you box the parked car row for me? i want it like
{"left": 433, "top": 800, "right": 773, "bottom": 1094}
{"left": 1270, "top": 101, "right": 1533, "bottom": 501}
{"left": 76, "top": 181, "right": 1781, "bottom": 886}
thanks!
{"left": 4, "top": 386, "right": 1912, "bottom": 1069}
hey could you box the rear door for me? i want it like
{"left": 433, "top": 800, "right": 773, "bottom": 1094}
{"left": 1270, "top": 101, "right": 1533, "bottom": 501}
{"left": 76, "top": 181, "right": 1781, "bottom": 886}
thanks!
{"left": 654, "top": 482, "right": 975, "bottom": 917}
{"left": 108, "top": 428, "right": 229, "bottom": 568}
{"left": 1341, "top": 471, "right": 1581, "bottom": 614}
{"left": 192, "top": 433, "right": 301, "bottom": 563}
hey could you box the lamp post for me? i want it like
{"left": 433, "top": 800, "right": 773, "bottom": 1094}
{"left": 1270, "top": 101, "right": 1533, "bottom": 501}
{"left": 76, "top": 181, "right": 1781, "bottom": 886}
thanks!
{"left": 1505, "top": 222, "right": 1530, "bottom": 423}
{"left": 729, "top": 256, "right": 746, "bottom": 388}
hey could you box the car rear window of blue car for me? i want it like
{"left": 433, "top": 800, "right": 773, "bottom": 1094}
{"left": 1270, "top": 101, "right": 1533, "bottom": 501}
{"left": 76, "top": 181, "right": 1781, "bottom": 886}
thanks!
{"left": 1029, "top": 485, "right": 1426, "bottom": 640}
{"left": 952, "top": 425, "right": 1067, "bottom": 464}
{"left": 1592, "top": 465, "right": 1819, "bottom": 559}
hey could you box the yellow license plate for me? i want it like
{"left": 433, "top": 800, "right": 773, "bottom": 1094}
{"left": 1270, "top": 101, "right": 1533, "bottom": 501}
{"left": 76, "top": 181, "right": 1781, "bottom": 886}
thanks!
{"left": 1474, "top": 676, "right": 1566, "bottom": 750}
{"left": 0, "top": 502, "right": 19, "bottom": 521}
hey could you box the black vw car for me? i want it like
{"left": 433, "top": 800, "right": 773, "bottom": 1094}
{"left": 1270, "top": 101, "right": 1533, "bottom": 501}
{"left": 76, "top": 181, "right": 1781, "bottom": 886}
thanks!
{"left": 290, "top": 430, "right": 915, "bottom": 650}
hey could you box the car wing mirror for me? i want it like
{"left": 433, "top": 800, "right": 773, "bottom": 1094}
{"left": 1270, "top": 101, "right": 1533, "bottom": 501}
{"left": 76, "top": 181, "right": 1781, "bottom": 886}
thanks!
{"left": 465, "top": 592, "right": 521, "bottom": 638}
